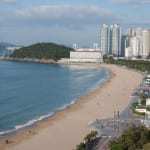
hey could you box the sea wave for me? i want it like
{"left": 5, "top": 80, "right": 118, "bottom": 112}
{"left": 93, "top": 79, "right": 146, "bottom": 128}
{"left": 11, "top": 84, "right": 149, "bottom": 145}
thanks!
{"left": 56, "top": 100, "right": 76, "bottom": 112}
{"left": 0, "top": 112, "right": 54, "bottom": 136}
{"left": 0, "top": 99, "right": 79, "bottom": 136}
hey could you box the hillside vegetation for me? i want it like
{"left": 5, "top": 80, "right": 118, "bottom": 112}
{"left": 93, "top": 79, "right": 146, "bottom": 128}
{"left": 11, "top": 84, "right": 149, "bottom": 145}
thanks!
{"left": 11, "top": 43, "right": 73, "bottom": 61}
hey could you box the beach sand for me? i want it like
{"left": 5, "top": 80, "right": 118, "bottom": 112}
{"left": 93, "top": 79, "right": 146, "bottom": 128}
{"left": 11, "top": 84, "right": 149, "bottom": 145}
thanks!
{"left": 0, "top": 64, "right": 143, "bottom": 150}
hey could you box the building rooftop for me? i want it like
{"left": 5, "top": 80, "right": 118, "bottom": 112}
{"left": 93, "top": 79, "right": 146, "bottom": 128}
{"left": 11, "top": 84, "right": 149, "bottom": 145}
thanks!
{"left": 75, "top": 48, "right": 101, "bottom": 52}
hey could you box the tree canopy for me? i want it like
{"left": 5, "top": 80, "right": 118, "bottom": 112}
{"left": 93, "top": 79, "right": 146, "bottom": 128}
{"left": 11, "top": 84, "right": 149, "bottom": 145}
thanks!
{"left": 11, "top": 43, "right": 74, "bottom": 61}
{"left": 103, "top": 56, "right": 150, "bottom": 72}
{"left": 109, "top": 126, "right": 150, "bottom": 150}
{"left": 76, "top": 131, "right": 98, "bottom": 150}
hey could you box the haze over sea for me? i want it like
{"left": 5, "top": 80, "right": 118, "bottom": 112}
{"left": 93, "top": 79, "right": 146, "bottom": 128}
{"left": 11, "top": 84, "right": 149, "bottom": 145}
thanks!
{"left": 0, "top": 61, "right": 109, "bottom": 135}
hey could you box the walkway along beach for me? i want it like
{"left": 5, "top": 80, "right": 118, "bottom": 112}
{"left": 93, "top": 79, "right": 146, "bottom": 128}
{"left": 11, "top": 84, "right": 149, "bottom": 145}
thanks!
{"left": 0, "top": 64, "right": 143, "bottom": 150}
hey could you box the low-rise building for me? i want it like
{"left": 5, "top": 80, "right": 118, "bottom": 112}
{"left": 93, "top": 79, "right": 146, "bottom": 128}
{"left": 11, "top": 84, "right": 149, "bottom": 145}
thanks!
{"left": 70, "top": 48, "right": 103, "bottom": 63}
{"left": 146, "top": 99, "right": 150, "bottom": 107}
{"left": 125, "top": 47, "right": 133, "bottom": 58}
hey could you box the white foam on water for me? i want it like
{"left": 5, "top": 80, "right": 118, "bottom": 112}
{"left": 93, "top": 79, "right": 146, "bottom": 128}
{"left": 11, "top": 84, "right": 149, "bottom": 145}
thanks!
{"left": 56, "top": 100, "right": 76, "bottom": 112}
{"left": 0, "top": 112, "right": 55, "bottom": 136}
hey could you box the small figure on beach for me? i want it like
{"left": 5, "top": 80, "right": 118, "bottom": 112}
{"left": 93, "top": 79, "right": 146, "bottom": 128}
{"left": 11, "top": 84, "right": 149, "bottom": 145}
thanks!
{"left": 5, "top": 140, "right": 9, "bottom": 144}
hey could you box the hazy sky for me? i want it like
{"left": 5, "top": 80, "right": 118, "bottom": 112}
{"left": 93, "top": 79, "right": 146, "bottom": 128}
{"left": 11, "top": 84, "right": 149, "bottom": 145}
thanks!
{"left": 0, "top": 0, "right": 150, "bottom": 46}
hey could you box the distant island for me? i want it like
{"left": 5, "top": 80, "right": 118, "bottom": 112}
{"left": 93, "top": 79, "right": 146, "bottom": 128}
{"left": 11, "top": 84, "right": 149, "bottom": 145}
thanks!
{"left": 10, "top": 43, "right": 74, "bottom": 61}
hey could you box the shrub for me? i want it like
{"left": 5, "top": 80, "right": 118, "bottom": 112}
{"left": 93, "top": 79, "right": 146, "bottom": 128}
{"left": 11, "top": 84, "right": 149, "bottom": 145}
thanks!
{"left": 109, "top": 126, "right": 150, "bottom": 150}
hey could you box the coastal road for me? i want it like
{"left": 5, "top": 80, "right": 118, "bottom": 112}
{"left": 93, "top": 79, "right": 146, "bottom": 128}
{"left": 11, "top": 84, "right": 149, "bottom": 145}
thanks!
{"left": 94, "top": 95, "right": 143, "bottom": 150}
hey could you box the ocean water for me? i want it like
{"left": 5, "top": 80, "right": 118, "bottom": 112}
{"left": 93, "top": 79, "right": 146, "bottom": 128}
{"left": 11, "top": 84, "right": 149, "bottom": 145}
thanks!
{"left": 0, "top": 61, "right": 110, "bottom": 135}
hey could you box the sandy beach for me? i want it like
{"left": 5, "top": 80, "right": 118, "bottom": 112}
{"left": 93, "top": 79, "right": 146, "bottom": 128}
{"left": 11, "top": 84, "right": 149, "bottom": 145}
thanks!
{"left": 0, "top": 64, "right": 143, "bottom": 150}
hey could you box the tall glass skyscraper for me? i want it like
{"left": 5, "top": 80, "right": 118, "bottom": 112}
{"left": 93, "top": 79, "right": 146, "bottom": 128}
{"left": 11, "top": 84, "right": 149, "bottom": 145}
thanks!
{"left": 100, "top": 24, "right": 121, "bottom": 57}
{"left": 110, "top": 24, "right": 121, "bottom": 56}
{"left": 100, "top": 24, "right": 110, "bottom": 55}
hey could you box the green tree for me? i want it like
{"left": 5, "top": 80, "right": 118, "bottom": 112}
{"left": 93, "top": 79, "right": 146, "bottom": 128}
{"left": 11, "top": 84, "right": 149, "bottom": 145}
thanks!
{"left": 109, "top": 126, "right": 150, "bottom": 150}
{"left": 76, "top": 142, "right": 86, "bottom": 150}
{"left": 84, "top": 131, "right": 98, "bottom": 143}
{"left": 103, "top": 56, "right": 150, "bottom": 73}
{"left": 110, "top": 143, "right": 124, "bottom": 150}
{"left": 75, "top": 131, "right": 98, "bottom": 150}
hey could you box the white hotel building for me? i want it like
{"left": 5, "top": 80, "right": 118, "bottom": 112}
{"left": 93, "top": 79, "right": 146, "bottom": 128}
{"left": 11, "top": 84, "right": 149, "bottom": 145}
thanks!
{"left": 70, "top": 48, "right": 103, "bottom": 63}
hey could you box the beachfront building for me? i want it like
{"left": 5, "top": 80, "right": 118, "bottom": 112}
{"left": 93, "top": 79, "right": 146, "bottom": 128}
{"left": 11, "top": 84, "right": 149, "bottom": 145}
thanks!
{"left": 125, "top": 47, "right": 133, "bottom": 58}
{"left": 99, "top": 25, "right": 150, "bottom": 59}
{"left": 100, "top": 24, "right": 110, "bottom": 55}
{"left": 70, "top": 48, "right": 103, "bottom": 63}
{"left": 146, "top": 98, "right": 150, "bottom": 107}
{"left": 100, "top": 24, "right": 121, "bottom": 57}
{"left": 125, "top": 29, "right": 143, "bottom": 58}
{"left": 130, "top": 36, "right": 141, "bottom": 57}
{"left": 127, "top": 28, "right": 136, "bottom": 37}
{"left": 127, "top": 28, "right": 143, "bottom": 38}
{"left": 124, "top": 28, "right": 150, "bottom": 59}
{"left": 121, "top": 35, "right": 127, "bottom": 57}
{"left": 125, "top": 36, "right": 141, "bottom": 58}
{"left": 142, "top": 30, "right": 150, "bottom": 58}
{"left": 110, "top": 24, "right": 121, "bottom": 57}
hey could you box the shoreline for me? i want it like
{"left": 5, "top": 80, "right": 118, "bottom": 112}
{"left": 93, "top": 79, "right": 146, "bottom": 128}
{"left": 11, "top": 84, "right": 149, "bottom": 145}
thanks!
{"left": 0, "top": 63, "right": 110, "bottom": 148}
{"left": 0, "top": 66, "right": 112, "bottom": 150}
{"left": 0, "top": 56, "right": 102, "bottom": 65}
{"left": 0, "top": 65, "right": 113, "bottom": 150}
{"left": 0, "top": 64, "right": 143, "bottom": 150}
{"left": 0, "top": 56, "right": 57, "bottom": 64}
{"left": 0, "top": 68, "right": 110, "bottom": 137}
